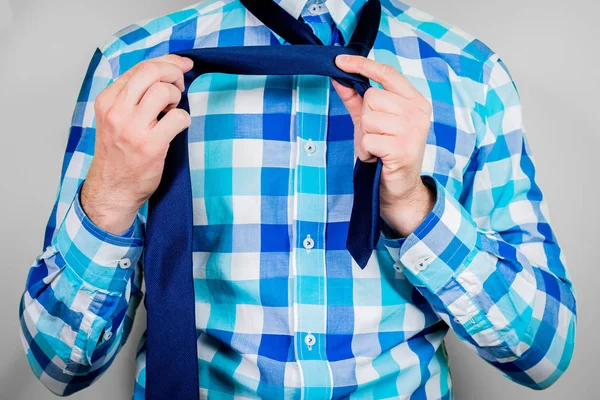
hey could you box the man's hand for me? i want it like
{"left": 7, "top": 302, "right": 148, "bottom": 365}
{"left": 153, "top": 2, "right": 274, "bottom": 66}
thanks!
{"left": 81, "top": 54, "right": 194, "bottom": 235}
{"left": 333, "top": 54, "right": 435, "bottom": 238}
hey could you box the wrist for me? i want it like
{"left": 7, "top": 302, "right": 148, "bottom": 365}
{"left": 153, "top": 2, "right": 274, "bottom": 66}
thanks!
{"left": 380, "top": 178, "right": 435, "bottom": 238}
{"left": 80, "top": 179, "right": 139, "bottom": 235}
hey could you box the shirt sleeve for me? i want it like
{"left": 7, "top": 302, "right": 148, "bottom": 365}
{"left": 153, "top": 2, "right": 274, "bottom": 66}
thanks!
{"left": 378, "top": 53, "right": 577, "bottom": 390}
{"left": 18, "top": 46, "right": 147, "bottom": 396}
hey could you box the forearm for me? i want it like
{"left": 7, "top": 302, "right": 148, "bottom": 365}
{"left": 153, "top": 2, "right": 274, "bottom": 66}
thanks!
{"left": 379, "top": 176, "right": 576, "bottom": 389}
{"left": 19, "top": 183, "right": 145, "bottom": 395}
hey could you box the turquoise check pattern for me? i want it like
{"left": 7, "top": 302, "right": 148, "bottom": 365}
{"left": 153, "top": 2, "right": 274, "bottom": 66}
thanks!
{"left": 18, "top": 0, "right": 577, "bottom": 398}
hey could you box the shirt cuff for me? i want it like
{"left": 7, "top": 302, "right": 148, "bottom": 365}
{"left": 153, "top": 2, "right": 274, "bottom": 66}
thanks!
{"left": 379, "top": 175, "right": 478, "bottom": 293}
{"left": 52, "top": 180, "right": 144, "bottom": 293}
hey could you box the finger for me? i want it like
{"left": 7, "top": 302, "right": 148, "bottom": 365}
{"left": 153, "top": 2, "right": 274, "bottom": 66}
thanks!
{"left": 361, "top": 110, "right": 403, "bottom": 136}
{"left": 158, "top": 54, "right": 194, "bottom": 73}
{"left": 139, "top": 55, "right": 194, "bottom": 91}
{"left": 117, "top": 61, "right": 187, "bottom": 110}
{"left": 362, "top": 87, "right": 430, "bottom": 118}
{"left": 136, "top": 82, "right": 182, "bottom": 126}
{"left": 331, "top": 78, "right": 362, "bottom": 123}
{"left": 151, "top": 108, "right": 191, "bottom": 145}
{"left": 361, "top": 131, "right": 396, "bottom": 160}
{"left": 100, "top": 55, "right": 192, "bottom": 107}
{"left": 335, "top": 55, "right": 419, "bottom": 99}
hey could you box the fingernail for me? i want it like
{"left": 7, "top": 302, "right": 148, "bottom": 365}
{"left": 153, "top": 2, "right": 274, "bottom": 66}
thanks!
{"left": 337, "top": 54, "right": 349, "bottom": 64}
{"left": 184, "top": 57, "right": 193, "bottom": 67}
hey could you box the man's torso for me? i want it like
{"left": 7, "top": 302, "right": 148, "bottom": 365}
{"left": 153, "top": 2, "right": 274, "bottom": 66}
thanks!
{"left": 99, "top": 1, "right": 496, "bottom": 398}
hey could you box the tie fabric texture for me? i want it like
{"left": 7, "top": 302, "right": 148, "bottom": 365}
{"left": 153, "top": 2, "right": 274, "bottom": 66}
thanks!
{"left": 143, "top": 0, "right": 382, "bottom": 398}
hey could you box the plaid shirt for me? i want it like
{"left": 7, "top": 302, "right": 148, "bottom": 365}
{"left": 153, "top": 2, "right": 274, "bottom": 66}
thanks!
{"left": 18, "top": 0, "right": 577, "bottom": 398}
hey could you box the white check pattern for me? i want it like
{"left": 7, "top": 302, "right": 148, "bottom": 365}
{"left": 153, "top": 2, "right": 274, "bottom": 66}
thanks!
{"left": 18, "top": 0, "right": 576, "bottom": 398}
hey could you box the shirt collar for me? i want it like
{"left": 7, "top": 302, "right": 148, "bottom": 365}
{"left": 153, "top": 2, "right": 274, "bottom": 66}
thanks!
{"left": 273, "top": 0, "right": 369, "bottom": 45}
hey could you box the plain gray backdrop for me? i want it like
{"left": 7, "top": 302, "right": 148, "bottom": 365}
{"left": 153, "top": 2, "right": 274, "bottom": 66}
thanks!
{"left": 1, "top": 0, "right": 598, "bottom": 399}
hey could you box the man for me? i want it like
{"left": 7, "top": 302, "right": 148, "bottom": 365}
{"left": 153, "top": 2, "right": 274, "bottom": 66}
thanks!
{"left": 18, "top": 0, "right": 576, "bottom": 398}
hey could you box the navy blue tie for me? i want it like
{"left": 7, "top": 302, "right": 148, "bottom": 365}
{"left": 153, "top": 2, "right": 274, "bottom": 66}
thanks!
{"left": 144, "top": 1, "right": 382, "bottom": 398}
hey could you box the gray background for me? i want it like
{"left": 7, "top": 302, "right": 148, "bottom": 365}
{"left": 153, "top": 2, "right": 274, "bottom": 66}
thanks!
{"left": 1, "top": 0, "right": 598, "bottom": 399}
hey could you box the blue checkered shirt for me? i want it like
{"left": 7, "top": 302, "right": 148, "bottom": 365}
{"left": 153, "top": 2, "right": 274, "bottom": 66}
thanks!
{"left": 18, "top": 0, "right": 577, "bottom": 398}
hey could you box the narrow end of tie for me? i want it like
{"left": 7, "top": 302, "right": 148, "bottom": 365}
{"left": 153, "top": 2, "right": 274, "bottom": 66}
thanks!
{"left": 346, "top": 235, "right": 373, "bottom": 269}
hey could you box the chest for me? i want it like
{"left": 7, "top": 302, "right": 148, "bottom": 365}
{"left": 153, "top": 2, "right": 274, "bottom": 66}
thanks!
{"left": 184, "top": 65, "right": 476, "bottom": 231}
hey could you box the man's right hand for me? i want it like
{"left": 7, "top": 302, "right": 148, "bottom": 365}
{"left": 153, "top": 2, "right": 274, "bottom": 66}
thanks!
{"left": 80, "top": 54, "right": 194, "bottom": 235}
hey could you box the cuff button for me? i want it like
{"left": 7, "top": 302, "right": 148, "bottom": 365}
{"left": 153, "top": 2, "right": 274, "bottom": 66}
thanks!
{"left": 415, "top": 256, "right": 431, "bottom": 271}
{"left": 118, "top": 258, "right": 131, "bottom": 269}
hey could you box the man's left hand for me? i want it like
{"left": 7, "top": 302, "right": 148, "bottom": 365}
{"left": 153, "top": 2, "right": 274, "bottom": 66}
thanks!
{"left": 333, "top": 54, "right": 435, "bottom": 238}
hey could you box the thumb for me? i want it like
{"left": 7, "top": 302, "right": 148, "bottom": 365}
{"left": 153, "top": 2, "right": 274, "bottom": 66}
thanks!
{"left": 331, "top": 78, "right": 363, "bottom": 124}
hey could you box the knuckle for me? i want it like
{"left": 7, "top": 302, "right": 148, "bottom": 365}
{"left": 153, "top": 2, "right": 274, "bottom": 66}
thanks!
{"left": 137, "top": 61, "right": 158, "bottom": 76}
{"left": 421, "top": 98, "right": 433, "bottom": 115}
{"left": 168, "top": 82, "right": 182, "bottom": 97}
{"left": 171, "top": 108, "right": 191, "bottom": 125}
{"left": 174, "top": 55, "right": 190, "bottom": 69}
{"left": 105, "top": 108, "right": 122, "bottom": 127}
{"left": 173, "top": 88, "right": 183, "bottom": 103}
{"left": 163, "top": 54, "right": 183, "bottom": 64}
{"left": 161, "top": 54, "right": 177, "bottom": 62}
{"left": 175, "top": 83, "right": 183, "bottom": 96}
{"left": 149, "top": 82, "right": 170, "bottom": 98}
{"left": 361, "top": 134, "right": 371, "bottom": 149}
{"left": 363, "top": 87, "right": 375, "bottom": 104}
{"left": 361, "top": 112, "right": 376, "bottom": 132}
{"left": 118, "top": 69, "right": 133, "bottom": 81}
{"left": 356, "top": 57, "right": 367, "bottom": 71}
{"left": 380, "top": 63, "right": 396, "bottom": 78}
{"left": 94, "top": 93, "right": 109, "bottom": 114}
{"left": 180, "top": 110, "right": 192, "bottom": 125}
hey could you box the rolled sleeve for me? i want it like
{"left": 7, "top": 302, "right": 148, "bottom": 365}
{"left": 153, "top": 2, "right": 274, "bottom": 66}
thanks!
{"left": 379, "top": 52, "right": 576, "bottom": 390}
{"left": 379, "top": 175, "right": 479, "bottom": 292}
{"left": 52, "top": 180, "right": 144, "bottom": 293}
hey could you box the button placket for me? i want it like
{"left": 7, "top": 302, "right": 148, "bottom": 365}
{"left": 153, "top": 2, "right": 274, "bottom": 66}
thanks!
{"left": 293, "top": 73, "right": 331, "bottom": 390}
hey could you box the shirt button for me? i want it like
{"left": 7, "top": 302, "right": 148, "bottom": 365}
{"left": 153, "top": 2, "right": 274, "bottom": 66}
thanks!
{"left": 415, "top": 256, "right": 431, "bottom": 272}
{"left": 304, "top": 139, "right": 316, "bottom": 154}
{"left": 303, "top": 234, "right": 314, "bottom": 250}
{"left": 118, "top": 258, "right": 131, "bottom": 269}
{"left": 308, "top": 3, "right": 320, "bottom": 14}
{"left": 305, "top": 333, "right": 316, "bottom": 350}
{"left": 393, "top": 261, "right": 403, "bottom": 273}
{"left": 103, "top": 328, "right": 113, "bottom": 340}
